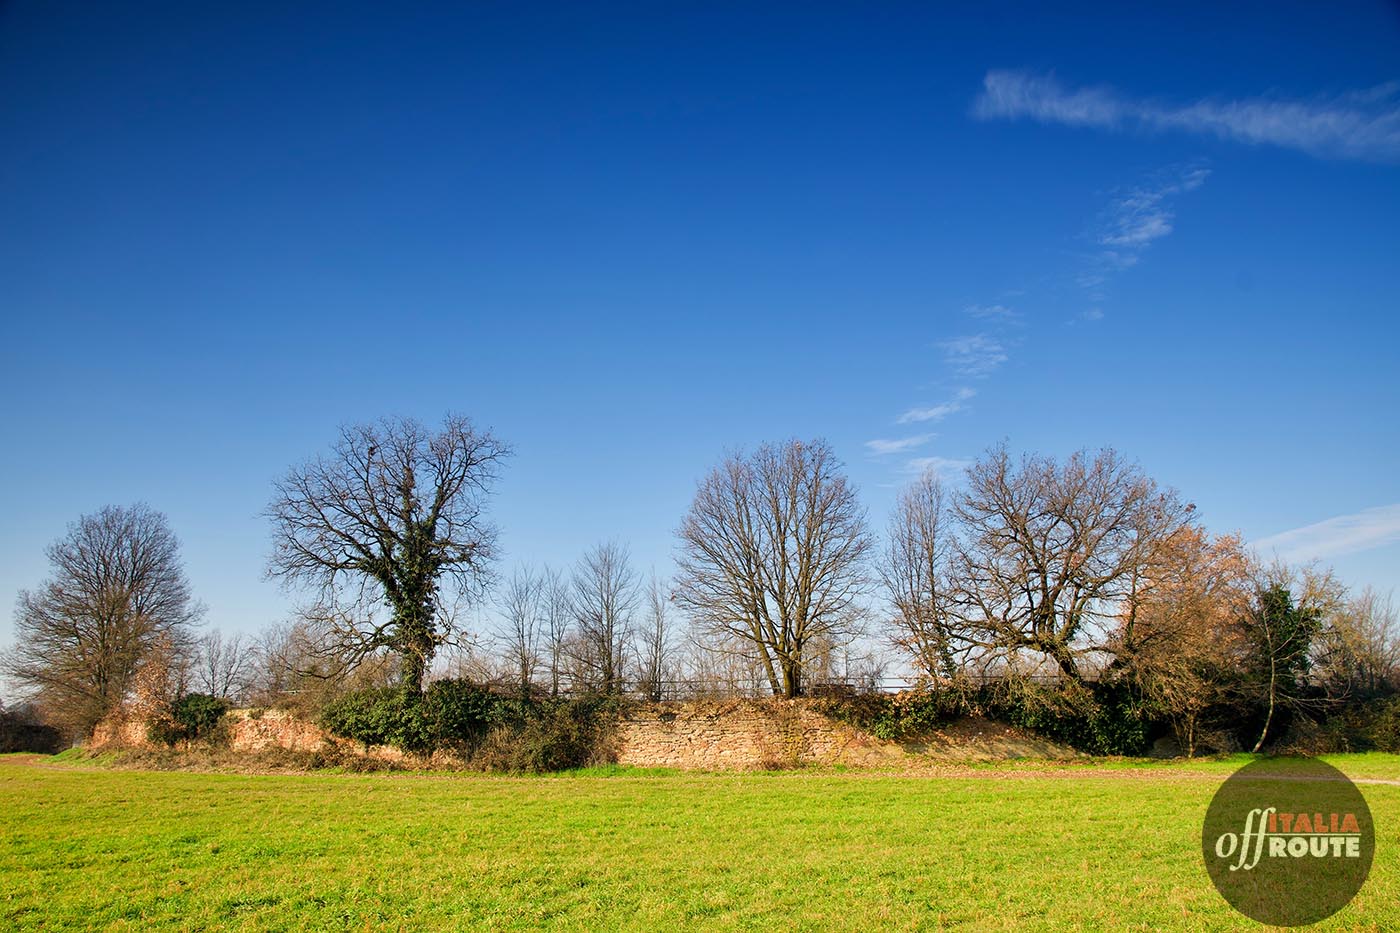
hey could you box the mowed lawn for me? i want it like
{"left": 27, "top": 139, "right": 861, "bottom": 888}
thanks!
{"left": 2, "top": 755, "right": 1398, "bottom": 931}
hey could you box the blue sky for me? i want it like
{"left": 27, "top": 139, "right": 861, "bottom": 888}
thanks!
{"left": 2, "top": 1, "right": 1398, "bottom": 652}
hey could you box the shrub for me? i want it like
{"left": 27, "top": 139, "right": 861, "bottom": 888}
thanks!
{"left": 174, "top": 694, "right": 231, "bottom": 738}
{"left": 1367, "top": 696, "right": 1400, "bottom": 752}
{"left": 817, "top": 686, "right": 975, "bottom": 741}
{"left": 320, "top": 688, "right": 432, "bottom": 752}
{"left": 1301, "top": 695, "right": 1400, "bottom": 754}
{"left": 0, "top": 705, "right": 63, "bottom": 753}
{"left": 424, "top": 679, "right": 498, "bottom": 749}
{"left": 818, "top": 678, "right": 1161, "bottom": 755}
{"left": 981, "top": 679, "right": 1158, "bottom": 756}
{"left": 148, "top": 693, "right": 230, "bottom": 746}
{"left": 320, "top": 680, "right": 501, "bottom": 755}
{"left": 320, "top": 686, "right": 621, "bottom": 770}
{"left": 471, "top": 697, "right": 618, "bottom": 773}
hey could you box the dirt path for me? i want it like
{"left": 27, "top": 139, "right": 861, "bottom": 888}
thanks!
{"left": 898, "top": 766, "right": 1400, "bottom": 786}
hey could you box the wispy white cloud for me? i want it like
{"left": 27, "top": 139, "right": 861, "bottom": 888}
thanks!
{"left": 1101, "top": 217, "right": 1171, "bottom": 247}
{"left": 903, "top": 456, "right": 971, "bottom": 478}
{"left": 865, "top": 433, "right": 935, "bottom": 456}
{"left": 1073, "top": 163, "right": 1209, "bottom": 320}
{"left": 974, "top": 70, "right": 1400, "bottom": 163}
{"left": 965, "top": 303, "right": 1019, "bottom": 321}
{"left": 939, "top": 335, "right": 1007, "bottom": 377}
{"left": 974, "top": 70, "right": 1124, "bottom": 129}
{"left": 897, "top": 387, "right": 976, "bottom": 424}
{"left": 1098, "top": 165, "right": 1209, "bottom": 252}
{"left": 1254, "top": 504, "right": 1400, "bottom": 562}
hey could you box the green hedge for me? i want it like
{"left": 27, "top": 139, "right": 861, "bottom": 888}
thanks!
{"left": 982, "top": 680, "right": 1158, "bottom": 756}
{"left": 319, "top": 679, "right": 499, "bottom": 753}
{"left": 818, "top": 679, "right": 1161, "bottom": 755}
{"left": 1301, "top": 695, "right": 1400, "bottom": 753}
{"left": 320, "top": 683, "right": 618, "bottom": 771}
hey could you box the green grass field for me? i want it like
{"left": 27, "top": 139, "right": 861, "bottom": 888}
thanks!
{"left": 2, "top": 754, "right": 1397, "bottom": 931}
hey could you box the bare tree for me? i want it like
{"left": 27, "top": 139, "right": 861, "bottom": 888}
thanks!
{"left": 193, "top": 630, "right": 254, "bottom": 702}
{"left": 879, "top": 470, "right": 960, "bottom": 681}
{"left": 676, "top": 439, "right": 873, "bottom": 698}
{"left": 1314, "top": 587, "right": 1400, "bottom": 700}
{"left": 246, "top": 617, "right": 395, "bottom": 711}
{"left": 1351, "top": 589, "right": 1400, "bottom": 691}
{"left": 675, "top": 629, "right": 771, "bottom": 698}
{"left": 569, "top": 542, "right": 637, "bottom": 695}
{"left": 950, "top": 445, "right": 1194, "bottom": 682}
{"left": 246, "top": 620, "right": 311, "bottom": 705}
{"left": 497, "top": 566, "right": 544, "bottom": 696}
{"left": 3, "top": 505, "right": 202, "bottom": 736}
{"left": 540, "top": 566, "right": 571, "bottom": 697}
{"left": 835, "top": 645, "right": 890, "bottom": 694}
{"left": 637, "top": 574, "right": 676, "bottom": 701}
{"left": 266, "top": 414, "right": 509, "bottom": 695}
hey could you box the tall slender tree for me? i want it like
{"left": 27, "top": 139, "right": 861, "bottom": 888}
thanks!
{"left": 569, "top": 542, "right": 637, "bottom": 695}
{"left": 541, "top": 566, "right": 571, "bottom": 697}
{"left": 637, "top": 573, "right": 676, "bottom": 702}
{"left": 879, "top": 470, "right": 960, "bottom": 681}
{"left": 497, "top": 566, "right": 544, "bottom": 697}
{"left": 676, "top": 439, "right": 872, "bottom": 698}
{"left": 1244, "top": 569, "right": 1338, "bottom": 752}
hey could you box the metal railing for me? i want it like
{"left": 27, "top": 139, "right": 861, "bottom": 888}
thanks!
{"left": 455, "top": 669, "right": 1088, "bottom": 702}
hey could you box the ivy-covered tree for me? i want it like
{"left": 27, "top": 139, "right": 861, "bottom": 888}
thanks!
{"left": 1244, "top": 580, "right": 1327, "bottom": 752}
{"left": 267, "top": 415, "right": 510, "bottom": 696}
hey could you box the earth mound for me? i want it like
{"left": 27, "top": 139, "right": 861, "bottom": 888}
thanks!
{"left": 899, "top": 715, "right": 1080, "bottom": 761}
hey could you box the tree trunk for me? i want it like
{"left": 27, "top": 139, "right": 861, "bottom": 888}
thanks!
{"left": 1046, "top": 640, "right": 1081, "bottom": 683}
{"left": 779, "top": 657, "right": 801, "bottom": 698}
{"left": 1252, "top": 684, "right": 1275, "bottom": 754}
{"left": 400, "top": 651, "right": 426, "bottom": 697}
{"left": 755, "top": 642, "right": 783, "bottom": 697}
{"left": 1252, "top": 651, "right": 1277, "bottom": 754}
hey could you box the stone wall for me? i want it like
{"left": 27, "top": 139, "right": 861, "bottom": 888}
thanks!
{"left": 614, "top": 699, "right": 902, "bottom": 770}
{"left": 90, "top": 716, "right": 149, "bottom": 748}
{"left": 224, "top": 709, "right": 333, "bottom": 754}
{"left": 92, "top": 708, "right": 335, "bottom": 754}
{"left": 92, "top": 699, "right": 913, "bottom": 770}
{"left": 90, "top": 708, "right": 461, "bottom": 765}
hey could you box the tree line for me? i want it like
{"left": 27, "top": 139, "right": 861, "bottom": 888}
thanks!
{"left": 4, "top": 413, "right": 1397, "bottom": 757}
